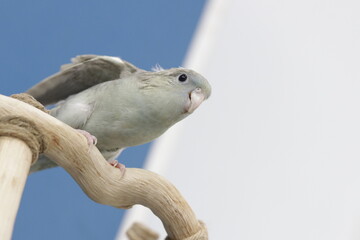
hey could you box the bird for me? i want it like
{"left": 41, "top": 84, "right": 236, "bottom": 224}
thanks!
{"left": 27, "top": 55, "right": 211, "bottom": 173}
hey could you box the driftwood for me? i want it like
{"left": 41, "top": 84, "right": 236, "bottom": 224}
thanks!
{"left": 0, "top": 94, "right": 207, "bottom": 240}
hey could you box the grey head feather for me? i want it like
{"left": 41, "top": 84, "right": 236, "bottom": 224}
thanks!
{"left": 151, "top": 64, "right": 164, "bottom": 72}
{"left": 27, "top": 55, "right": 142, "bottom": 105}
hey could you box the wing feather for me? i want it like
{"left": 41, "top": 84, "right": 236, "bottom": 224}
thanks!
{"left": 27, "top": 55, "right": 142, "bottom": 105}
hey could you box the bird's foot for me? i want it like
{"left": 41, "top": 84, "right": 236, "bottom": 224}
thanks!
{"left": 76, "top": 129, "right": 97, "bottom": 146}
{"left": 108, "top": 160, "right": 126, "bottom": 172}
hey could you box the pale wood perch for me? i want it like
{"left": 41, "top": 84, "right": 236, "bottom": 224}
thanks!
{"left": 0, "top": 94, "right": 207, "bottom": 240}
{"left": 0, "top": 137, "right": 33, "bottom": 240}
{"left": 126, "top": 222, "right": 160, "bottom": 240}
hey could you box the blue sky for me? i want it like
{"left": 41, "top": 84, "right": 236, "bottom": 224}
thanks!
{"left": 0, "top": 1, "right": 206, "bottom": 239}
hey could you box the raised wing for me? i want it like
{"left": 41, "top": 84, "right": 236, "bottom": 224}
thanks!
{"left": 27, "top": 55, "right": 142, "bottom": 105}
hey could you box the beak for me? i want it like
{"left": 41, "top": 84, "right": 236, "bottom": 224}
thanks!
{"left": 185, "top": 88, "right": 205, "bottom": 113}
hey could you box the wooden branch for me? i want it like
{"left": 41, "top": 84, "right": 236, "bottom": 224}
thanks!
{"left": 0, "top": 137, "right": 32, "bottom": 240}
{"left": 126, "top": 222, "right": 160, "bottom": 240}
{"left": 0, "top": 94, "right": 207, "bottom": 240}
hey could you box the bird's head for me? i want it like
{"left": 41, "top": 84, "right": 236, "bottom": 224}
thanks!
{"left": 175, "top": 69, "right": 211, "bottom": 114}
{"left": 163, "top": 68, "right": 211, "bottom": 114}
{"left": 139, "top": 68, "right": 211, "bottom": 116}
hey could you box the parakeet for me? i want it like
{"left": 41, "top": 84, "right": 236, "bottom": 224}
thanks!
{"left": 28, "top": 55, "right": 211, "bottom": 173}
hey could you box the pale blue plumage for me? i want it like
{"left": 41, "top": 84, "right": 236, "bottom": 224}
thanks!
{"left": 28, "top": 55, "right": 211, "bottom": 172}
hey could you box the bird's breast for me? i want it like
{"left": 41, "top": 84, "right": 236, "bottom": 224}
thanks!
{"left": 83, "top": 104, "right": 171, "bottom": 150}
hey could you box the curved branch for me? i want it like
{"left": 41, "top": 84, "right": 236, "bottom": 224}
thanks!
{"left": 0, "top": 94, "right": 207, "bottom": 240}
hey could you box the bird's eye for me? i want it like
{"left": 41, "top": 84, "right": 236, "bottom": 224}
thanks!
{"left": 178, "top": 74, "right": 188, "bottom": 82}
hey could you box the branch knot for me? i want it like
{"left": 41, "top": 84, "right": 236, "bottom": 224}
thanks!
{"left": 0, "top": 115, "right": 47, "bottom": 164}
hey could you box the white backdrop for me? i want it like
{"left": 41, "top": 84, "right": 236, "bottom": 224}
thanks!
{"left": 118, "top": 0, "right": 360, "bottom": 239}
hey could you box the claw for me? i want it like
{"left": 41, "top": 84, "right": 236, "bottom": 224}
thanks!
{"left": 109, "top": 160, "right": 126, "bottom": 172}
{"left": 76, "top": 129, "right": 97, "bottom": 146}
